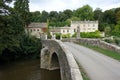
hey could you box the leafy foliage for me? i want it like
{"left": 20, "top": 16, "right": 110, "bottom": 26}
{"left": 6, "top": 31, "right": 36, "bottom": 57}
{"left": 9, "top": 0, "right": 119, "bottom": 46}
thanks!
{"left": 75, "top": 5, "right": 94, "bottom": 20}
{"left": 62, "top": 33, "right": 71, "bottom": 38}
{"left": 80, "top": 31, "right": 101, "bottom": 38}
{"left": 104, "top": 26, "right": 111, "bottom": 37}
{"left": 72, "top": 32, "right": 77, "bottom": 38}
{"left": 112, "top": 25, "right": 120, "bottom": 37}
{"left": 55, "top": 33, "right": 61, "bottom": 39}
{"left": 29, "top": 4, "right": 120, "bottom": 35}
{"left": 0, "top": 0, "right": 42, "bottom": 64}
{"left": 116, "top": 11, "right": 120, "bottom": 24}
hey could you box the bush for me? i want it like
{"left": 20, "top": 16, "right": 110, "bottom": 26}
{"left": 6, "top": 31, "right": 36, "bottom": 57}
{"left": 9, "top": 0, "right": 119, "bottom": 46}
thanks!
{"left": 80, "top": 31, "right": 101, "bottom": 38}
{"left": 55, "top": 33, "right": 61, "bottom": 39}
{"left": 114, "top": 37, "right": 120, "bottom": 46}
{"left": 104, "top": 39, "right": 113, "bottom": 43}
{"left": 62, "top": 33, "right": 70, "bottom": 38}
{"left": 72, "top": 32, "right": 77, "bottom": 38}
{"left": 0, "top": 34, "right": 42, "bottom": 64}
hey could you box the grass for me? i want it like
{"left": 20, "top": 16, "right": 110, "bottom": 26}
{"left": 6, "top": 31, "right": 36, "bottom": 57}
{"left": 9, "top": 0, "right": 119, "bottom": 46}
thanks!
{"left": 79, "top": 43, "right": 120, "bottom": 61}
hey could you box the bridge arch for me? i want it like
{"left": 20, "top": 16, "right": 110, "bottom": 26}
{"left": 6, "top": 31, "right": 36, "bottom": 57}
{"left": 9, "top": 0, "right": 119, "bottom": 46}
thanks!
{"left": 50, "top": 52, "right": 60, "bottom": 70}
{"left": 41, "top": 40, "right": 83, "bottom": 80}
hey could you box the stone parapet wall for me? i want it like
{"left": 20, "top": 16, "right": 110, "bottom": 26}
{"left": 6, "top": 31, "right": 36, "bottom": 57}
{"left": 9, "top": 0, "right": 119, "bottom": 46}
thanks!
{"left": 62, "top": 38, "right": 120, "bottom": 54}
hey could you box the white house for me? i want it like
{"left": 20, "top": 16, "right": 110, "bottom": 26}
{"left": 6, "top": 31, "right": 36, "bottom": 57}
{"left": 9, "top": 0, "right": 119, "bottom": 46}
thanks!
{"left": 71, "top": 20, "right": 98, "bottom": 33}
{"left": 50, "top": 26, "right": 71, "bottom": 34}
{"left": 25, "top": 21, "right": 99, "bottom": 38}
{"left": 50, "top": 20, "right": 98, "bottom": 36}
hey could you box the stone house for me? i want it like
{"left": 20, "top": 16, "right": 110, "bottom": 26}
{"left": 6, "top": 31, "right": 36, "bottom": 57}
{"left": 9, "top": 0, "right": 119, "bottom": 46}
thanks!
{"left": 25, "top": 22, "right": 47, "bottom": 38}
{"left": 71, "top": 20, "right": 98, "bottom": 33}
{"left": 25, "top": 21, "right": 98, "bottom": 38}
{"left": 49, "top": 26, "right": 71, "bottom": 34}
{"left": 50, "top": 20, "right": 98, "bottom": 36}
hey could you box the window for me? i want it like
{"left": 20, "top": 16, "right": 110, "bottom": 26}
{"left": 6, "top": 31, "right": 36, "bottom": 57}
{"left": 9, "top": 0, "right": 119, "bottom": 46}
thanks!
{"left": 37, "top": 29, "right": 39, "bottom": 31}
{"left": 93, "top": 24, "right": 95, "bottom": 27}
{"left": 74, "top": 29, "right": 76, "bottom": 32}
{"left": 67, "top": 30, "right": 69, "bottom": 32}
{"left": 63, "top": 30, "right": 65, "bottom": 33}
{"left": 34, "top": 29, "right": 36, "bottom": 31}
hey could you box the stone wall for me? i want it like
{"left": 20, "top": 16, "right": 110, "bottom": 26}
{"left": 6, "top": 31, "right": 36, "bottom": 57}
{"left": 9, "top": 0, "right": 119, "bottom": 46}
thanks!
{"left": 41, "top": 40, "right": 83, "bottom": 80}
{"left": 62, "top": 38, "right": 120, "bottom": 54}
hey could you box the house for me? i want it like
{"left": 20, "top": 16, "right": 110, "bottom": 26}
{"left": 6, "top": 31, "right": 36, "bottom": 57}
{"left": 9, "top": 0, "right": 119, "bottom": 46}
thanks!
{"left": 50, "top": 20, "right": 98, "bottom": 36}
{"left": 25, "top": 20, "right": 98, "bottom": 38}
{"left": 25, "top": 22, "right": 47, "bottom": 38}
{"left": 71, "top": 20, "right": 98, "bottom": 33}
{"left": 49, "top": 26, "right": 71, "bottom": 34}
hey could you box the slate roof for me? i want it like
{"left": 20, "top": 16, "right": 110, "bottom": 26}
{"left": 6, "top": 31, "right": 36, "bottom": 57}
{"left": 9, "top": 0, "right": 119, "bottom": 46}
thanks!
{"left": 28, "top": 22, "right": 47, "bottom": 28}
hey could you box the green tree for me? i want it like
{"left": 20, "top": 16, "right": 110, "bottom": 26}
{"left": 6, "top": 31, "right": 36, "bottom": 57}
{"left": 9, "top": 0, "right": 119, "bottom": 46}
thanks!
{"left": 103, "top": 9, "right": 116, "bottom": 24}
{"left": 0, "top": 0, "right": 21, "bottom": 55}
{"left": 104, "top": 26, "right": 111, "bottom": 37}
{"left": 112, "top": 25, "right": 120, "bottom": 37}
{"left": 14, "top": 0, "right": 30, "bottom": 27}
{"left": 94, "top": 8, "right": 103, "bottom": 21}
{"left": 0, "top": 0, "right": 42, "bottom": 63}
{"left": 63, "top": 9, "right": 73, "bottom": 20}
{"left": 49, "top": 11, "right": 58, "bottom": 26}
{"left": 115, "top": 11, "right": 120, "bottom": 24}
{"left": 40, "top": 10, "right": 48, "bottom": 22}
{"left": 75, "top": 5, "right": 94, "bottom": 20}
{"left": 17, "top": 34, "right": 42, "bottom": 59}
{"left": 58, "top": 11, "right": 66, "bottom": 22}
{"left": 30, "top": 11, "right": 41, "bottom": 22}
{"left": 49, "top": 11, "right": 58, "bottom": 21}
{"left": 115, "top": 7, "right": 120, "bottom": 13}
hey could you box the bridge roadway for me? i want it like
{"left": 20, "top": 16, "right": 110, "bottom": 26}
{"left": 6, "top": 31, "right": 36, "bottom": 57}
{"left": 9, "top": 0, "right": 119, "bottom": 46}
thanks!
{"left": 64, "top": 42, "right": 120, "bottom": 80}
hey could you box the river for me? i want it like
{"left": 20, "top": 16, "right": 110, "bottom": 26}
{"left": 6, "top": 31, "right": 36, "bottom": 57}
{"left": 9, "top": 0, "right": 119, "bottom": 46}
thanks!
{"left": 0, "top": 59, "right": 61, "bottom": 80}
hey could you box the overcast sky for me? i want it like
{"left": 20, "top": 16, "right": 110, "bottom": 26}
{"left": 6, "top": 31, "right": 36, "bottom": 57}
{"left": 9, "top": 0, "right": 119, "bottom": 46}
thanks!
{"left": 29, "top": 0, "right": 120, "bottom": 12}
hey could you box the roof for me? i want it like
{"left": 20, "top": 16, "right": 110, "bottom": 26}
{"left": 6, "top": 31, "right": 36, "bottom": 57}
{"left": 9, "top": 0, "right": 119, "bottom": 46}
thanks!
{"left": 71, "top": 20, "right": 98, "bottom": 24}
{"left": 28, "top": 22, "right": 47, "bottom": 28}
{"left": 50, "top": 26, "right": 70, "bottom": 29}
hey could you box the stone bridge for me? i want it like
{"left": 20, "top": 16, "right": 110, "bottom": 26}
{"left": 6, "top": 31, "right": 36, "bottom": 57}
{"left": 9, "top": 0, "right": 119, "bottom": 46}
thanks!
{"left": 40, "top": 40, "right": 83, "bottom": 80}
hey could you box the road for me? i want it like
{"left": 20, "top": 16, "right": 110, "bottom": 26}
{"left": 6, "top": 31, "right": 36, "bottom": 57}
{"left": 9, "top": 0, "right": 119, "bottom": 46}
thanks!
{"left": 64, "top": 42, "right": 120, "bottom": 80}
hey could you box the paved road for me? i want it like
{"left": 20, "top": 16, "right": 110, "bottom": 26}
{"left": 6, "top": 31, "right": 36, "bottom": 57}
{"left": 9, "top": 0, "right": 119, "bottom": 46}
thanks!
{"left": 64, "top": 42, "right": 120, "bottom": 80}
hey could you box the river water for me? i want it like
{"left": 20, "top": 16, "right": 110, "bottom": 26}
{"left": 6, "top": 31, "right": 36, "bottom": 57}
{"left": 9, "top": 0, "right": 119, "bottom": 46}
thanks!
{"left": 0, "top": 59, "right": 61, "bottom": 80}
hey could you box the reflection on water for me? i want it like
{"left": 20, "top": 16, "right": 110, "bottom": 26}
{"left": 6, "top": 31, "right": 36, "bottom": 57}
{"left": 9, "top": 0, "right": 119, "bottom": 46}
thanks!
{"left": 0, "top": 60, "right": 61, "bottom": 80}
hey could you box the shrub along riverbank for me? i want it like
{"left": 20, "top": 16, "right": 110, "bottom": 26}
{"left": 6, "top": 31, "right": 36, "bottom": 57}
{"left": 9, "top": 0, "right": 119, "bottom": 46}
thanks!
{"left": 0, "top": 34, "right": 42, "bottom": 65}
